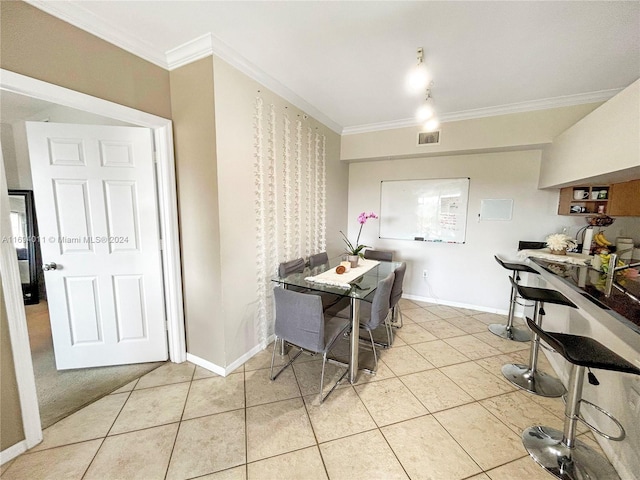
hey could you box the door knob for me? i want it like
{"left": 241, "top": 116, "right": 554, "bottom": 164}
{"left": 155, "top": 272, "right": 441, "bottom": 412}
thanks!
{"left": 43, "top": 262, "right": 58, "bottom": 271}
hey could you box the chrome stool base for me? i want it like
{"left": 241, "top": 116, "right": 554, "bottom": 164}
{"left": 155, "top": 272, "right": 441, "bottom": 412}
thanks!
{"left": 488, "top": 323, "right": 531, "bottom": 342}
{"left": 522, "top": 426, "right": 619, "bottom": 480}
{"left": 501, "top": 363, "right": 566, "bottom": 397}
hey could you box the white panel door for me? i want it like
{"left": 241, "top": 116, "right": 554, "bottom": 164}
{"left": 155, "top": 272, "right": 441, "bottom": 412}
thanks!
{"left": 26, "top": 122, "right": 167, "bottom": 369}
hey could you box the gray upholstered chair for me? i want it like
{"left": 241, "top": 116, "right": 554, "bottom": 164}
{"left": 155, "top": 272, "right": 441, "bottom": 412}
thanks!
{"left": 356, "top": 272, "right": 395, "bottom": 371}
{"left": 364, "top": 249, "right": 393, "bottom": 262}
{"left": 308, "top": 252, "right": 329, "bottom": 269}
{"left": 389, "top": 262, "right": 407, "bottom": 330}
{"left": 304, "top": 252, "right": 350, "bottom": 313}
{"left": 278, "top": 258, "right": 307, "bottom": 294}
{"left": 278, "top": 258, "right": 306, "bottom": 277}
{"left": 270, "top": 287, "right": 350, "bottom": 403}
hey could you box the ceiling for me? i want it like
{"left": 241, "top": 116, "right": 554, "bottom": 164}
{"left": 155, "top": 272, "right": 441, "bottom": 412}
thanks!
{"left": 28, "top": 1, "right": 640, "bottom": 133}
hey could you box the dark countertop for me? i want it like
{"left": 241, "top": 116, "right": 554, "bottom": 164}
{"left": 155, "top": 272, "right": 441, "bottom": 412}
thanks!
{"left": 529, "top": 257, "right": 640, "bottom": 334}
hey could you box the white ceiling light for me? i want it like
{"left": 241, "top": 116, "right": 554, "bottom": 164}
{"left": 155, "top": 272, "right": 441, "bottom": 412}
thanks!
{"left": 405, "top": 47, "right": 431, "bottom": 94}
{"left": 416, "top": 86, "right": 435, "bottom": 121}
{"left": 424, "top": 118, "right": 440, "bottom": 132}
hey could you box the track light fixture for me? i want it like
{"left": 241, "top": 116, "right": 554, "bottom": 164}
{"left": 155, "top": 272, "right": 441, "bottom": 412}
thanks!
{"left": 407, "top": 48, "right": 440, "bottom": 131}
{"left": 416, "top": 85, "right": 435, "bottom": 122}
{"left": 405, "top": 47, "right": 431, "bottom": 94}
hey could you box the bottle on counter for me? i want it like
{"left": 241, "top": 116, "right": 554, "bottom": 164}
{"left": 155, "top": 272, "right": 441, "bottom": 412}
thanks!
{"left": 616, "top": 237, "right": 634, "bottom": 263}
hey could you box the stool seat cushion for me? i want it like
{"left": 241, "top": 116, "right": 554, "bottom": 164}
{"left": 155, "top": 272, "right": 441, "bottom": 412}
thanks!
{"left": 526, "top": 318, "right": 640, "bottom": 376}
{"left": 495, "top": 256, "right": 539, "bottom": 274}
{"left": 512, "top": 280, "right": 577, "bottom": 308}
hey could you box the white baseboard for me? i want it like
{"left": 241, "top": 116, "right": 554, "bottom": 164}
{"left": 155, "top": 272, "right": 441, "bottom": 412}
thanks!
{"left": 185, "top": 353, "right": 226, "bottom": 377}
{"left": 402, "top": 293, "right": 515, "bottom": 317}
{"left": 186, "top": 335, "right": 275, "bottom": 377}
{"left": 225, "top": 336, "right": 275, "bottom": 374}
{"left": 1, "top": 440, "right": 27, "bottom": 465}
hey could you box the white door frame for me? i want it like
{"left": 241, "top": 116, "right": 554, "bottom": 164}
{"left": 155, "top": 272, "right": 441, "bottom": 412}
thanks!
{"left": 0, "top": 69, "right": 186, "bottom": 455}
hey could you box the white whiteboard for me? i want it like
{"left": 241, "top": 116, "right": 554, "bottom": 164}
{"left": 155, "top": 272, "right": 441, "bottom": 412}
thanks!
{"left": 380, "top": 178, "right": 469, "bottom": 243}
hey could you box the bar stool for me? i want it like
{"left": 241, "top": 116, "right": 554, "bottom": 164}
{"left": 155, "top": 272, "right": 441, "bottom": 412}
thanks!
{"left": 501, "top": 277, "right": 577, "bottom": 397}
{"left": 522, "top": 317, "right": 640, "bottom": 480}
{"left": 490, "top": 255, "right": 540, "bottom": 342}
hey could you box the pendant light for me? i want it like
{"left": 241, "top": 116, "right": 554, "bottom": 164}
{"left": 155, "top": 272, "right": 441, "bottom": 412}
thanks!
{"left": 407, "top": 47, "right": 441, "bottom": 131}
{"left": 416, "top": 86, "right": 435, "bottom": 122}
{"left": 423, "top": 118, "right": 440, "bottom": 132}
{"left": 405, "top": 48, "right": 430, "bottom": 94}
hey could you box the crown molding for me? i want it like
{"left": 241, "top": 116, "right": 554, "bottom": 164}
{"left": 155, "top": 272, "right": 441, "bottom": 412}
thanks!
{"left": 197, "top": 33, "right": 343, "bottom": 133}
{"left": 166, "top": 33, "right": 214, "bottom": 70}
{"left": 26, "top": 1, "right": 342, "bottom": 133}
{"left": 342, "top": 88, "right": 622, "bottom": 135}
{"left": 24, "top": 1, "right": 622, "bottom": 137}
{"left": 27, "top": 1, "right": 168, "bottom": 68}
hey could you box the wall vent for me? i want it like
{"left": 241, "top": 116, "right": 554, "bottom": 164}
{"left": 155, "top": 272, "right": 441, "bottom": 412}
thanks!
{"left": 417, "top": 130, "right": 441, "bottom": 146}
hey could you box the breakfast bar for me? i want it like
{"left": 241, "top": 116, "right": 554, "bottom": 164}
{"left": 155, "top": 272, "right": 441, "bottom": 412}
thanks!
{"left": 520, "top": 256, "right": 640, "bottom": 479}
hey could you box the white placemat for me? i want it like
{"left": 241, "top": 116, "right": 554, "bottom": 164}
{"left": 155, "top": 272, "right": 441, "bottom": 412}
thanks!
{"left": 305, "top": 258, "right": 380, "bottom": 289}
{"left": 517, "top": 248, "right": 591, "bottom": 266}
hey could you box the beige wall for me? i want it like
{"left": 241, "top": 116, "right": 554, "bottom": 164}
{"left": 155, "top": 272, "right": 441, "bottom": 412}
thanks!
{"left": 212, "top": 56, "right": 348, "bottom": 367}
{"left": 169, "top": 54, "right": 348, "bottom": 368}
{"left": 348, "top": 150, "right": 586, "bottom": 312}
{"left": 341, "top": 103, "right": 601, "bottom": 161}
{"left": 169, "top": 57, "right": 225, "bottom": 365}
{"left": 539, "top": 79, "right": 640, "bottom": 188}
{"left": 0, "top": 275, "right": 25, "bottom": 451}
{"left": 0, "top": 1, "right": 171, "bottom": 119}
{"left": 0, "top": 0, "right": 173, "bottom": 453}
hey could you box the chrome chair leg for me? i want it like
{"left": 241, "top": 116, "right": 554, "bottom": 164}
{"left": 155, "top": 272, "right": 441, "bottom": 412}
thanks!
{"left": 522, "top": 363, "right": 621, "bottom": 479}
{"left": 270, "top": 341, "right": 303, "bottom": 381}
{"left": 391, "top": 304, "right": 403, "bottom": 328}
{"left": 368, "top": 330, "right": 378, "bottom": 372}
{"left": 278, "top": 336, "right": 288, "bottom": 355}
{"left": 501, "top": 301, "right": 565, "bottom": 397}
{"left": 385, "top": 311, "right": 394, "bottom": 346}
{"left": 489, "top": 271, "right": 531, "bottom": 342}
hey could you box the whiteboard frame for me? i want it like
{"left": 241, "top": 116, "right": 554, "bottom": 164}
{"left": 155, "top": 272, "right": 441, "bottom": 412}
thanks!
{"left": 379, "top": 177, "right": 470, "bottom": 244}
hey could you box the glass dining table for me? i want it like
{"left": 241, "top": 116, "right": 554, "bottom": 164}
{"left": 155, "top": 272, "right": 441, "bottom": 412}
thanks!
{"left": 272, "top": 257, "right": 401, "bottom": 383}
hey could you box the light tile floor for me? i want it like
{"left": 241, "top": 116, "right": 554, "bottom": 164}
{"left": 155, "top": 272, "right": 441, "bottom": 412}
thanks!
{"left": 2, "top": 299, "right": 609, "bottom": 480}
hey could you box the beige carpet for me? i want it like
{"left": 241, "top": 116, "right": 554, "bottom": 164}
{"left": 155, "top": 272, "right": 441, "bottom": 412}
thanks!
{"left": 26, "top": 301, "right": 164, "bottom": 428}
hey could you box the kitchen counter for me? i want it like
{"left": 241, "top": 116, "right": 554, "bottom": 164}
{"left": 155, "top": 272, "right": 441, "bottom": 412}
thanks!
{"left": 523, "top": 257, "right": 640, "bottom": 480}
{"left": 529, "top": 257, "right": 640, "bottom": 334}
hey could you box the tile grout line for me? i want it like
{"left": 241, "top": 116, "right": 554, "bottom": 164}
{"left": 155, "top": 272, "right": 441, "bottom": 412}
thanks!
{"left": 12, "top": 308, "right": 555, "bottom": 480}
{"left": 402, "top": 310, "right": 521, "bottom": 476}
{"left": 389, "top": 356, "right": 487, "bottom": 476}
{"left": 289, "top": 345, "right": 333, "bottom": 480}
{"left": 162, "top": 364, "right": 197, "bottom": 480}
{"left": 79, "top": 383, "right": 138, "bottom": 479}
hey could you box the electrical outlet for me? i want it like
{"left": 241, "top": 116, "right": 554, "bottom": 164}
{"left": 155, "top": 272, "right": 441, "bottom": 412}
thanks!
{"left": 422, "top": 270, "right": 428, "bottom": 279}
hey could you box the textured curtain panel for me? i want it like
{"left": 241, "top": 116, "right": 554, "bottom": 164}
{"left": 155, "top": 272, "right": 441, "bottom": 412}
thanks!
{"left": 253, "top": 97, "right": 327, "bottom": 338}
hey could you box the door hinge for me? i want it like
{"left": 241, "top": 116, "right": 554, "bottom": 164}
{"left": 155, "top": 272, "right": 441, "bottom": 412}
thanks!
{"left": 153, "top": 150, "right": 158, "bottom": 164}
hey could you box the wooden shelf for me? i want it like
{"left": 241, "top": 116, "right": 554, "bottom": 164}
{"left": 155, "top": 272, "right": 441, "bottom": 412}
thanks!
{"left": 558, "top": 185, "right": 609, "bottom": 215}
{"left": 559, "top": 181, "right": 640, "bottom": 216}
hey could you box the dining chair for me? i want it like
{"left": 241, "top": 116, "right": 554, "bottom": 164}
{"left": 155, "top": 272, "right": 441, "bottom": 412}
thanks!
{"left": 356, "top": 272, "right": 395, "bottom": 371}
{"left": 389, "top": 262, "right": 407, "bottom": 331}
{"left": 308, "top": 252, "right": 329, "bottom": 269}
{"left": 270, "top": 287, "right": 350, "bottom": 403}
{"left": 364, "top": 249, "right": 393, "bottom": 262}
{"left": 278, "top": 257, "right": 306, "bottom": 277}
{"left": 277, "top": 258, "right": 308, "bottom": 296}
